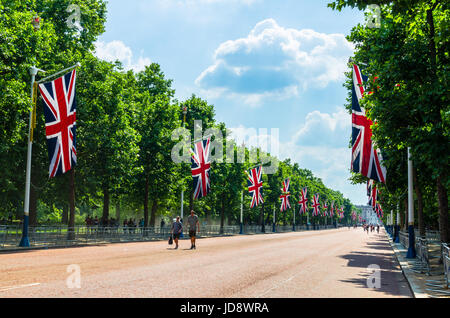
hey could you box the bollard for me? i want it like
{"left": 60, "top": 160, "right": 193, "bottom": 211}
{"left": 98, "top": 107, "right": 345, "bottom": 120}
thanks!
{"left": 394, "top": 225, "right": 400, "bottom": 243}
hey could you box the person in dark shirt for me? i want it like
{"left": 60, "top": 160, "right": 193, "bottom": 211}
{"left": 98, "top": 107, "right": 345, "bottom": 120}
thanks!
{"left": 171, "top": 216, "right": 182, "bottom": 250}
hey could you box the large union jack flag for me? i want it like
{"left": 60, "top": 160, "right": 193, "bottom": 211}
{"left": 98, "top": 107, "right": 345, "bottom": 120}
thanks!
{"left": 247, "top": 166, "right": 264, "bottom": 208}
{"left": 38, "top": 70, "right": 77, "bottom": 178}
{"left": 280, "top": 178, "right": 291, "bottom": 212}
{"left": 312, "top": 194, "right": 321, "bottom": 217}
{"left": 351, "top": 64, "right": 387, "bottom": 183}
{"left": 190, "top": 137, "right": 211, "bottom": 200}
{"left": 298, "top": 187, "right": 308, "bottom": 215}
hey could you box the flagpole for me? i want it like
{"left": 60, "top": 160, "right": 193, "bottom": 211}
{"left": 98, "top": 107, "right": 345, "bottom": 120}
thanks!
{"left": 292, "top": 205, "right": 295, "bottom": 231}
{"left": 240, "top": 190, "right": 243, "bottom": 234}
{"left": 273, "top": 205, "right": 276, "bottom": 233}
{"left": 395, "top": 204, "right": 400, "bottom": 243}
{"left": 36, "top": 63, "right": 80, "bottom": 84}
{"left": 306, "top": 211, "right": 310, "bottom": 231}
{"left": 180, "top": 105, "right": 188, "bottom": 238}
{"left": 261, "top": 202, "right": 265, "bottom": 233}
{"left": 19, "top": 66, "right": 45, "bottom": 247}
{"left": 406, "top": 147, "right": 416, "bottom": 258}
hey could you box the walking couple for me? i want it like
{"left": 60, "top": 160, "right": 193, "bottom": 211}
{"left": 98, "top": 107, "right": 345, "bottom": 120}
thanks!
{"left": 171, "top": 210, "right": 200, "bottom": 250}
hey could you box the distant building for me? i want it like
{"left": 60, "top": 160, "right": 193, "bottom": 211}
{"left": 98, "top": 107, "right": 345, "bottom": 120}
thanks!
{"left": 356, "top": 205, "right": 380, "bottom": 225}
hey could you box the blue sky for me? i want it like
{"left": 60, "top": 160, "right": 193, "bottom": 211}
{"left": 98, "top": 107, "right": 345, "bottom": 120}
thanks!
{"left": 94, "top": 0, "right": 369, "bottom": 205}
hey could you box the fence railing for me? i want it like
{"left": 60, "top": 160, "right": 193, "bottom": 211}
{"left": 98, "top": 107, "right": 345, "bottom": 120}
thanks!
{"left": 0, "top": 223, "right": 340, "bottom": 250}
{"left": 415, "top": 229, "right": 441, "bottom": 242}
{"left": 411, "top": 237, "right": 431, "bottom": 275}
{"left": 399, "top": 231, "right": 409, "bottom": 249}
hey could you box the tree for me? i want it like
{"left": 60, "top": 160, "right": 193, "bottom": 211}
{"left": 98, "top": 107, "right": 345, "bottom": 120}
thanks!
{"left": 329, "top": 0, "right": 449, "bottom": 241}
{"left": 76, "top": 55, "right": 140, "bottom": 225}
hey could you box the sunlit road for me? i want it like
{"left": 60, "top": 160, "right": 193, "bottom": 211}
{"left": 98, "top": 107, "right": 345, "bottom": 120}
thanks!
{"left": 0, "top": 227, "right": 412, "bottom": 298}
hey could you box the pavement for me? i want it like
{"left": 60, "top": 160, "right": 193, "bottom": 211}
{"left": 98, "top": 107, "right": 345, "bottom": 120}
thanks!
{"left": 387, "top": 234, "right": 450, "bottom": 298}
{"left": 0, "top": 227, "right": 413, "bottom": 298}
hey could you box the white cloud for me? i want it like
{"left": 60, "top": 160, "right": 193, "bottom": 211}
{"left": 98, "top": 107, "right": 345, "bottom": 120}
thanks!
{"left": 196, "top": 18, "right": 354, "bottom": 105}
{"left": 293, "top": 108, "right": 350, "bottom": 146}
{"left": 94, "top": 40, "right": 151, "bottom": 72}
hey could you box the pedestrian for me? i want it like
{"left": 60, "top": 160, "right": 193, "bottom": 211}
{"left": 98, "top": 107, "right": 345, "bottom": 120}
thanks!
{"left": 171, "top": 216, "right": 182, "bottom": 249}
{"left": 160, "top": 218, "right": 165, "bottom": 228}
{"left": 187, "top": 210, "right": 200, "bottom": 250}
{"left": 377, "top": 225, "right": 380, "bottom": 233}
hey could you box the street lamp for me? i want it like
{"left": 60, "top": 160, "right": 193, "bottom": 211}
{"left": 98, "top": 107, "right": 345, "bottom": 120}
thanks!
{"left": 180, "top": 105, "right": 188, "bottom": 237}
{"left": 31, "top": 15, "right": 41, "bottom": 31}
{"left": 182, "top": 106, "right": 187, "bottom": 125}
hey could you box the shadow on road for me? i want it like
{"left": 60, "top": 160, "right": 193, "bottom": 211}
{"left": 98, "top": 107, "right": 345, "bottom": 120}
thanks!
{"left": 337, "top": 234, "right": 413, "bottom": 298}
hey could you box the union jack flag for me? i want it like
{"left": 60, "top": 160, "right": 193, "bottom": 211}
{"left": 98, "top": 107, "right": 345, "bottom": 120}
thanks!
{"left": 279, "top": 178, "right": 291, "bottom": 212}
{"left": 298, "top": 187, "right": 308, "bottom": 215}
{"left": 339, "top": 207, "right": 344, "bottom": 219}
{"left": 375, "top": 203, "right": 383, "bottom": 218}
{"left": 367, "top": 180, "right": 378, "bottom": 210}
{"left": 190, "top": 137, "right": 211, "bottom": 200}
{"left": 312, "top": 194, "right": 320, "bottom": 217}
{"left": 38, "top": 70, "right": 77, "bottom": 178}
{"left": 351, "top": 64, "right": 387, "bottom": 183}
{"left": 246, "top": 166, "right": 263, "bottom": 208}
{"left": 322, "top": 201, "right": 328, "bottom": 217}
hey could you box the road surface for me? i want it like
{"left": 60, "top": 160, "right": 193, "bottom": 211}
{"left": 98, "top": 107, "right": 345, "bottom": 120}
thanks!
{"left": 0, "top": 227, "right": 412, "bottom": 298}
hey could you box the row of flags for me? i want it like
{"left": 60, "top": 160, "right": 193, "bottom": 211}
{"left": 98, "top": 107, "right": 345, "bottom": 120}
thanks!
{"left": 188, "top": 137, "right": 346, "bottom": 219}
{"left": 248, "top": 171, "right": 345, "bottom": 219}
{"left": 351, "top": 63, "right": 386, "bottom": 221}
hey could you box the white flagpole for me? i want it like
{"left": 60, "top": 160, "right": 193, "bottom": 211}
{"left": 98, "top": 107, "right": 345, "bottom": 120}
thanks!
{"left": 240, "top": 190, "right": 243, "bottom": 234}
{"left": 36, "top": 63, "right": 80, "bottom": 84}
{"left": 406, "top": 147, "right": 416, "bottom": 258}
{"left": 293, "top": 205, "right": 295, "bottom": 231}
{"left": 273, "top": 205, "right": 276, "bottom": 232}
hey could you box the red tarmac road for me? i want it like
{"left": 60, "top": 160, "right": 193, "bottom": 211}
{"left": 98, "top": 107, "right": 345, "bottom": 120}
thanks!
{"left": 0, "top": 227, "right": 412, "bottom": 298}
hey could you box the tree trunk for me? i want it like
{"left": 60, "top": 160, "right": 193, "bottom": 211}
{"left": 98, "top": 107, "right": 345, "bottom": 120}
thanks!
{"left": 402, "top": 197, "right": 407, "bottom": 231}
{"left": 437, "top": 176, "right": 449, "bottom": 243}
{"left": 67, "top": 169, "right": 76, "bottom": 240}
{"left": 102, "top": 184, "right": 109, "bottom": 225}
{"left": 220, "top": 195, "right": 225, "bottom": 234}
{"left": 260, "top": 203, "right": 265, "bottom": 232}
{"left": 62, "top": 203, "right": 68, "bottom": 225}
{"left": 413, "top": 168, "right": 425, "bottom": 237}
{"left": 115, "top": 201, "right": 120, "bottom": 223}
{"left": 144, "top": 176, "right": 149, "bottom": 227}
{"left": 150, "top": 200, "right": 158, "bottom": 227}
